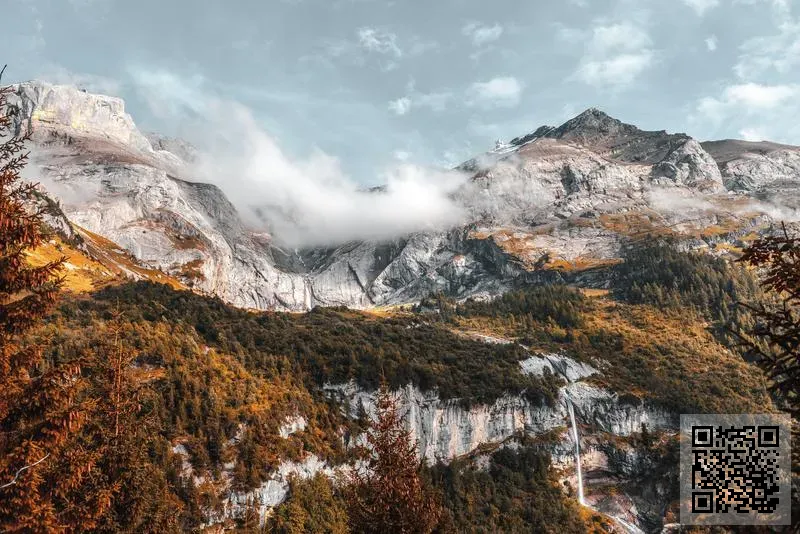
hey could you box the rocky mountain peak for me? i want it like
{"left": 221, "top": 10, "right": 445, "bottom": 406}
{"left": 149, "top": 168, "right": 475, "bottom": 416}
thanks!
{"left": 507, "top": 108, "right": 692, "bottom": 165}
{"left": 7, "top": 80, "right": 153, "bottom": 155}
{"left": 551, "top": 107, "right": 631, "bottom": 140}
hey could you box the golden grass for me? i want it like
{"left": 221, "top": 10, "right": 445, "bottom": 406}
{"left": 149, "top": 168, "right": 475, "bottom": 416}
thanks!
{"left": 26, "top": 238, "right": 115, "bottom": 293}
{"left": 27, "top": 225, "right": 188, "bottom": 293}
{"left": 579, "top": 288, "right": 610, "bottom": 298}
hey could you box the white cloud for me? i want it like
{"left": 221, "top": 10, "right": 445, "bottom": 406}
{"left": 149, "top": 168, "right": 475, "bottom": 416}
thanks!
{"left": 682, "top": 0, "right": 720, "bottom": 16}
{"left": 130, "top": 67, "right": 468, "bottom": 247}
{"left": 591, "top": 22, "right": 650, "bottom": 53}
{"left": 706, "top": 35, "right": 718, "bottom": 51}
{"left": 467, "top": 77, "right": 523, "bottom": 108}
{"left": 357, "top": 27, "right": 402, "bottom": 57}
{"left": 415, "top": 91, "right": 453, "bottom": 112}
{"left": 39, "top": 64, "right": 121, "bottom": 96}
{"left": 387, "top": 89, "right": 453, "bottom": 116}
{"left": 574, "top": 52, "right": 654, "bottom": 87}
{"left": 388, "top": 97, "right": 412, "bottom": 115}
{"left": 698, "top": 83, "right": 798, "bottom": 119}
{"left": 571, "top": 22, "right": 655, "bottom": 88}
{"left": 694, "top": 83, "right": 800, "bottom": 143}
{"left": 739, "top": 127, "right": 767, "bottom": 141}
{"left": 393, "top": 150, "right": 411, "bottom": 161}
{"left": 555, "top": 24, "right": 586, "bottom": 45}
{"left": 127, "top": 66, "right": 207, "bottom": 117}
{"left": 462, "top": 22, "right": 504, "bottom": 46}
{"left": 734, "top": 19, "right": 800, "bottom": 79}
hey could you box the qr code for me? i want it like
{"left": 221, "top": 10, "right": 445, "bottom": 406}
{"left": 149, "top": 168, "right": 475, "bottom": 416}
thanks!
{"left": 680, "top": 414, "right": 791, "bottom": 526}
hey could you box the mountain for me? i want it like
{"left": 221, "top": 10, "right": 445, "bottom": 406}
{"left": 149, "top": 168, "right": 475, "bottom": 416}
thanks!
{"left": 9, "top": 81, "right": 800, "bottom": 311}
{"left": 6, "top": 81, "right": 793, "bottom": 532}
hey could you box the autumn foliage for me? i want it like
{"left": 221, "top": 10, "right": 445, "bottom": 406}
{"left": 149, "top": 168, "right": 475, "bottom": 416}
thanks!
{"left": 0, "top": 75, "right": 98, "bottom": 531}
{"left": 737, "top": 223, "right": 800, "bottom": 418}
{"left": 343, "top": 384, "right": 443, "bottom": 534}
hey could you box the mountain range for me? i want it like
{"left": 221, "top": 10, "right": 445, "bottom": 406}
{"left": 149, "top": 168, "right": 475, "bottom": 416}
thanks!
{"left": 7, "top": 80, "right": 796, "bottom": 532}
{"left": 9, "top": 80, "right": 800, "bottom": 310}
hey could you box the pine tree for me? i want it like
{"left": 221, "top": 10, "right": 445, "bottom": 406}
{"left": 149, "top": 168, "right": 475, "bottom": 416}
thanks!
{"left": 343, "top": 384, "right": 442, "bottom": 534}
{"left": 83, "top": 318, "right": 183, "bottom": 533}
{"left": 0, "top": 70, "right": 99, "bottom": 532}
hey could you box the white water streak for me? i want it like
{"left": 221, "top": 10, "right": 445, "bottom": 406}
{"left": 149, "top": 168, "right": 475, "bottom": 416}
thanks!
{"left": 566, "top": 396, "right": 585, "bottom": 506}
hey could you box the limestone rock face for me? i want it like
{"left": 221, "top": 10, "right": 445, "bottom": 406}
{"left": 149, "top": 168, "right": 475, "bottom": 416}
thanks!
{"left": 8, "top": 81, "right": 152, "bottom": 153}
{"left": 324, "top": 375, "right": 675, "bottom": 465}
{"left": 651, "top": 138, "right": 725, "bottom": 191}
{"left": 10, "top": 81, "right": 800, "bottom": 311}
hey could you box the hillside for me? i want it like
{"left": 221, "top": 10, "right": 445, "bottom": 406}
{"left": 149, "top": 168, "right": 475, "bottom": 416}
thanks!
{"left": 4, "top": 79, "right": 797, "bottom": 533}
{"left": 17, "top": 232, "right": 772, "bottom": 531}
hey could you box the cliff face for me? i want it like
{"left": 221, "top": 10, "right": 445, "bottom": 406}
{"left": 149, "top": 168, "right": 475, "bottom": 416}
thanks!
{"left": 220, "top": 351, "right": 677, "bottom": 530}
{"left": 10, "top": 81, "right": 800, "bottom": 312}
{"left": 324, "top": 351, "right": 675, "bottom": 461}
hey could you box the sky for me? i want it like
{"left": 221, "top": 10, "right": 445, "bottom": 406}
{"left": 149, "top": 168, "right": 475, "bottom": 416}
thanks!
{"left": 3, "top": 0, "right": 800, "bottom": 186}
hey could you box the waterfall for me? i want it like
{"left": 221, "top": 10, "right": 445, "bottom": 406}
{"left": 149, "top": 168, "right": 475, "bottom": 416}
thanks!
{"left": 565, "top": 396, "right": 585, "bottom": 506}
{"left": 565, "top": 395, "right": 645, "bottom": 534}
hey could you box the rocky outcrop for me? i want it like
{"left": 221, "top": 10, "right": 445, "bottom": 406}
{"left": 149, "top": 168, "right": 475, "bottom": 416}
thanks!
{"left": 10, "top": 81, "right": 800, "bottom": 311}
{"left": 223, "top": 455, "right": 332, "bottom": 524}
{"left": 8, "top": 81, "right": 152, "bottom": 153}
{"left": 324, "top": 353, "right": 676, "bottom": 464}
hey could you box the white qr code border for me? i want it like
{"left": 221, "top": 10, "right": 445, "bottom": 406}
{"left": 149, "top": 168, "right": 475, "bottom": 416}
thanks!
{"left": 680, "top": 413, "right": 792, "bottom": 526}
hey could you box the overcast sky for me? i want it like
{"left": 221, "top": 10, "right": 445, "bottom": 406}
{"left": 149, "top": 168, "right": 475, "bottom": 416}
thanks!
{"left": 3, "top": 0, "right": 800, "bottom": 185}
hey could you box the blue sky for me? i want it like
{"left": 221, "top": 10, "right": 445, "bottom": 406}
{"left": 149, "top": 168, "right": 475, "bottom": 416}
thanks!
{"left": 4, "top": 0, "right": 800, "bottom": 185}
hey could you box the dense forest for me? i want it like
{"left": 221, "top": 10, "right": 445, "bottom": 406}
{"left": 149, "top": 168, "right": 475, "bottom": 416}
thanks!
{"left": 1, "top": 244, "right": 773, "bottom": 531}
{"left": 0, "top": 82, "right": 782, "bottom": 530}
{"left": 10, "top": 240, "right": 771, "bottom": 530}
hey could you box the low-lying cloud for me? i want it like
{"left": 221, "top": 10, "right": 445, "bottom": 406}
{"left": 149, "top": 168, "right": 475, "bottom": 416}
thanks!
{"left": 129, "top": 67, "right": 468, "bottom": 248}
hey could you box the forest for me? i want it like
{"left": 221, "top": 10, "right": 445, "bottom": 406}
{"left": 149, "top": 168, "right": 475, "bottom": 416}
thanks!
{"left": 1, "top": 77, "right": 793, "bottom": 532}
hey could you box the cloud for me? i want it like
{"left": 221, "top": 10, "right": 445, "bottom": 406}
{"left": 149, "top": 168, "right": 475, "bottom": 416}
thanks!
{"left": 739, "top": 127, "right": 767, "bottom": 141}
{"left": 129, "top": 67, "right": 468, "bottom": 247}
{"left": 387, "top": 85, "right": 454, "bottom": 116}
{"left": 591, "top": 22, "right": 651, "bottom": 52}
{"left": 574, "top": 53, "right": 654, "bottom": 87}
{"left": 555, "top": 24, "right": 586, "bottom": 45}
{"left": 467, "top": 77, "right": 523, "bottom": 108}
{"left": 38, "top": 64, "right": 122, "bottom": 96}
{"left": 462, "top": 22, "right": 504, "bottom": 46}
{"left": 682, "top": 0, "right": 720, "bottom": 16}
{"left": 127, "top": 66, "right": 207, "bottom": 118}
{"left": 647, "top": 187, "right": 714, "bottom": 214}
{"left": 388, "top": 97, "right": 411, "bottom": 115}
{"left": 734, "top": 18, "right": 800, "bottom": 79}
{"left": 692, "top": 83, "right": 800, "bottom": 144}
{"left": 571, "top": 22, "right": 655, "bottom": 88}
{"left": 697, "top": 83, "right": 799, "bottom": 121}
{"left": 357, "top": 27, "right": 403, "bottom": 57}
{"left": 706, "top": 35, "right": 718, "bottom": 51}
{"left": 313, "top": 28, "right": 434, "bottom": 72}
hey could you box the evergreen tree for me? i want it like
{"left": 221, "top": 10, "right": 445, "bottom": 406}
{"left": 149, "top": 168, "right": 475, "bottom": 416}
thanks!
{"left": 0, "top": 70, "right": 100, "bottom": 532}
{"left": 737, "top": 223, "right": 800, "bottom": 419}
{"left": 343, "top": 384, "right": 442, "bottom": 534}
{"left": 84, "top": 319, "right": 183, "bottom": 533}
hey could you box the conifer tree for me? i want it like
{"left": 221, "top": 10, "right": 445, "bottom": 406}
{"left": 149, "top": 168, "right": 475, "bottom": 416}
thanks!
{"left": 0, "top": 70, "right": 97, "bottom": 532}
{"left": 737, "top": 223, "right": 800, "bottom": 418}
{"left": 83, "top": 318, "right": 183, "bottom": 533}
{"left": 344, "top": 384, "right": 442, "bottom": 534}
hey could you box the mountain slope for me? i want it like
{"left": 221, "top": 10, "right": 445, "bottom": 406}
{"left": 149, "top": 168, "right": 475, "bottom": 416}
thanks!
{"left": 10, "top": 81, "right": 800, "bottom": 311}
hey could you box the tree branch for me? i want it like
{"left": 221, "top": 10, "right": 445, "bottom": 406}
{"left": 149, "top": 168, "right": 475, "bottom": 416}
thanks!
{"left": 0, "top": 453, "right": 50, "bottom": 490}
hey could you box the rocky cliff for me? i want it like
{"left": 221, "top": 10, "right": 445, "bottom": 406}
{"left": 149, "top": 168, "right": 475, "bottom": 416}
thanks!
{"left": 9, "top": 81, "right": 800, "bottom": 312}
{"left": 220, "top": 350, "right": 678, "bottom": 531}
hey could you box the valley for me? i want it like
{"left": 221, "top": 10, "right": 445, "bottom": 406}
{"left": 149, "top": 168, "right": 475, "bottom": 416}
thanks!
{"left": 3, "top": 80, "right": 797, "bottom": 533}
